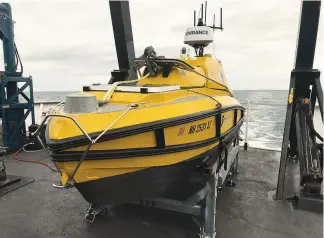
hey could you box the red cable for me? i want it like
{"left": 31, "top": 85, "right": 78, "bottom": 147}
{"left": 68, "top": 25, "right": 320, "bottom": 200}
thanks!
{"left": 13, "top": 146, "right": 58, "bottom": 172}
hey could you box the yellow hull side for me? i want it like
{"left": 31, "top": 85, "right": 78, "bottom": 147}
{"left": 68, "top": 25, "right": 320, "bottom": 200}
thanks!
{"left": 57, "top": 140, "right": 220, "bottom": 185}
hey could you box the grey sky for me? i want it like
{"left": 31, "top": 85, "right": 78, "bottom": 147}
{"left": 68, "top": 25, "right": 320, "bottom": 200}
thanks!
{"left": 6, "top": 0, "right": 324, "bottom": 91}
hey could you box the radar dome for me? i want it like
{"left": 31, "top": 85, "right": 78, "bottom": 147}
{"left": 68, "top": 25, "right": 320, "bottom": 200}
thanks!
{"left": 184, "top": 26, "right": 213, "bottom": 47}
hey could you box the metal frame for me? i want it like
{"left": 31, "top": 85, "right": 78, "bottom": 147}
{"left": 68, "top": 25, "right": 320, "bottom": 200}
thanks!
{"left": 83, "top": 138, "right": 240, "bottom": 238}
{"left": 109, "top": 1, "right": 137, "bottom": 80}
{"left": 275, "top": 75, "right": 296, "bottom": 200}
{"left": 129, "top": 141, "right": 239, "bottom": 238}
{"left": 0, "top": 3, "right": 36, "bottom": 150}
{"left": 0, "top": 75, "right": 35, "bottom": 149}
{"left": 275, "top": 71, "right": 323, "bottom": 212}
{"left": 275, "top": 1, "right": 323, "bottom": 212}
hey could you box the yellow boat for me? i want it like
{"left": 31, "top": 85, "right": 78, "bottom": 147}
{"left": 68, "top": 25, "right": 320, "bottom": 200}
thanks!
{"left": 45, "top": 51, "right": 244, "bottom": 205}
{"left": 45, "top": 10, "right": 244, "bottom": 204}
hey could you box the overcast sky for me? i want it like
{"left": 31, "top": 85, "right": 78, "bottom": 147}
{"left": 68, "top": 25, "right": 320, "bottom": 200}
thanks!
{"left": 5, "top": 0, "right": 324, "bottom": 91}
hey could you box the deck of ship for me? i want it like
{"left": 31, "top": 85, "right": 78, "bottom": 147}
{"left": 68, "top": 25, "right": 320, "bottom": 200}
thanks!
{"left": 0, "top": 147, "right": 322, "bottom": 238}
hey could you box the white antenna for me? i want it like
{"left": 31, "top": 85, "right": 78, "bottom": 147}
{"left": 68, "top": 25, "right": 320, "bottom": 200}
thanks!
{"left": 185, "top": 1, "right": 224, "bottom": 56}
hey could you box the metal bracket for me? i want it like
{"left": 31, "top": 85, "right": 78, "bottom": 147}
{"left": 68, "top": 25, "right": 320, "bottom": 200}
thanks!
{"left": 275, "top": 70, "right": 323, "bottom": 213}
{"left": 52, "top": 183, "right": 69, "bottom": 189}
{"left": 0, "top": 75, "right": 36, "bottom": 150}
{"left": 84, "top": 204, "right": 109, "bottom": 223}
{"left": 128, "top": 140, "right": 240, "bottom": 238}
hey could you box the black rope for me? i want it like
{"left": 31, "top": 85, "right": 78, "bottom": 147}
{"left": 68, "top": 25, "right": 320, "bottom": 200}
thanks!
{"left": 187, "top": 89, "right": 222, "bottom": 108}
{"left": 139, "top": 46, "right": 158, "bottom": 76}
{"left": 305, "top": 108, "right": 323, "bottom": 142}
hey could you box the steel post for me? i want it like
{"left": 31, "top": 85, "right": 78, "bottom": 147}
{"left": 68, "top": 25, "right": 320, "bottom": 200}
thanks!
{"left": 275, "top": 76, "right": 296, "bottom": 200}
{"left": 204, "top": 172, "right": 218, "bottom": 238}
{"left": 244, "top": 99, "right": 250, "bottom": 150}
{"left": 109, "top": 1, "right": 137, "bottom": 80}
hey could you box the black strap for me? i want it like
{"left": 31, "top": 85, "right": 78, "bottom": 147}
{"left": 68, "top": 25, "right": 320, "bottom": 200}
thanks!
{"left": 224, "top": 147, "right": 229, "bottom": 171}
{"left": 155, "top": 129, "right": 165, "bottom": 148}
{"left": 216, "top": 113, "right": 221, "bottom": 138}
{"left": 233, "top": 109, "right": 238, "bottom": 126}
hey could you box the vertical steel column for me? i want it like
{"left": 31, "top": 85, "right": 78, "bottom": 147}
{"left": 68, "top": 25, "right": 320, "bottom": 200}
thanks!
{"left": 109, "top": 1, "right": 137, "bottom": 80}
{"left": 0, "top": 4, "right": 15, "bottom": 72}
{"left": 294, "top": 1, "right": 321, "bottom": 69}
{"left": 0, "top": 4, "right": 18, "bottom": 102}
{"left": 0, "top": 4, "right": 36, "bottom": 150}
{"left": 276, "top": 1, "right": 322, "bottom": 201}
{"left": 204, "top": 172, "right": 218, "bottom": 238}
{"left": 244, "top": 99, "right": 250, "bottom": 150}
{"left": 275, "top": 76, "right": 296, "bottom": 199}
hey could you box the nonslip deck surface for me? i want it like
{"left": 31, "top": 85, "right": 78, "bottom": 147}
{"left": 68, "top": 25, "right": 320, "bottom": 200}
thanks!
{"left": 0, "top": 148, "right": 322, "bottom": 238}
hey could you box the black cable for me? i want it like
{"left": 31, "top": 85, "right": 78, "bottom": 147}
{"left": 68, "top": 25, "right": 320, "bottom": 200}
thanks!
{"left": 203, "top": 87, "right": 234, "bottom": 94}
{"left": 189, "top": 69, "right": 234, "bottom": 97}
{"left": 307, "top": 117, "right": 323, "bottom": 142}
{"left": 14, "top": 43, "right": 23, "bottom": 75}
{"left": 187, "top": 89, "right": 222, "bottom": 108}
{"left": 15, "top": 49, "right": 18, "bottom": 68}
{"left": 302, "top": 102, "right": 324, "bottom": 142}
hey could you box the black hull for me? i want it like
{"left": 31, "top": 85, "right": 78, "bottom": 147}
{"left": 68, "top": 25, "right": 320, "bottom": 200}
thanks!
{"left": 75, "top": 147, "right": 217, "bottom": 206}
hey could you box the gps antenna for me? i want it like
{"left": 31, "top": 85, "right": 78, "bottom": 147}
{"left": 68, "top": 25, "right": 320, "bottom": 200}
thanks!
{"left": 210, "top": 7, "right": 223, "bottom": 31}
{"left": 204, "top": 1, "right": 207, "bottom": 24}
{"left": 201, "top": 3, "right": 203, "bottom": 22}
{"left": 220, "top": 7, "right": 223, "bottom": 30}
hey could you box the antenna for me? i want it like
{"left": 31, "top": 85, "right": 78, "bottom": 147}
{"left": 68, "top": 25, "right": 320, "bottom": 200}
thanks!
{"left": 220, "top": 7, "right": 223, "bottom": 30}
{"left": 190, "top": 2, "right": 223, "bottom": 30}
{"left": 204, "top": 1, "right": 207, "bottom": 24}
{"left": 185, "top": 2, "right": 224, "bottom": 57}
{"left": 196, "top": 3, "right": 204, "bottom": 26}
{"left": 184, "top": 0, "right": 223, "bottom": 57}
{"left": 201, "top": 3, "right": 203, "bottom": 22}
{"left": 209, "top": 7, "right": 223, "bottom": 31}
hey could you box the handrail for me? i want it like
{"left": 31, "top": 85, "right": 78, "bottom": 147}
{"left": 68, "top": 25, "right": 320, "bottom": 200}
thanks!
{"left": 32, "top": 103, "right": 138, "bottom": 188}
{"left": 34, "top": 114, "right": 92, "bottom": 141}
{"left": 243, "top": 100, "right": 250, "bottom": 150}
{"left": 244, "top": 120, "right": 283, "bottom": 124}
